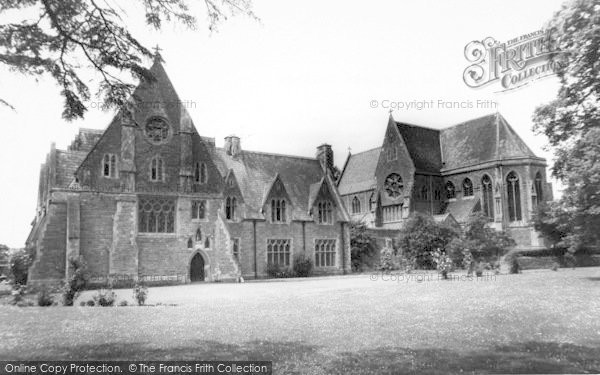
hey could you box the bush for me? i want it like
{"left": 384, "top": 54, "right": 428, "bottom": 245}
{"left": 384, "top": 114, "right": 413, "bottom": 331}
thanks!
{"left": 10, "top": 285, "right": 26, "bottom": 305}
{"left": 432, "top": 249, "right": 453, "bottom": 279}
{"left": 551, "top": 262, "right": 559, "bottom": 271}
{"left": 292, "top": 254, "right": 313, "bottom": 277}
{"left": 133, "top": 282, "right": 148, "bottom": 306}
{"left": 350, "top": 221, "right": 377, "bottom": 271}
{"left": 62, "top": 256, "right": 88, "bottom": 306}
{"left": 79, "top": 301, "right": 86, "bottom": 307}
{"left": 36, "top": 287, "right": 54, "bottom": 307}
{"left": 378, "top": 247, "right": 395, "bottom": 271}
{"left": 86, "top": 299, "right": 95, "bottom": 307}
{"left": 509, "top": 257, "right": 521, "bottom": 274}
{"left": 266, "top": 263, "right": 294, "bottom": 278}
{"left": 9, "top": 247, "right": 34, "bottom": 286}
{"left": 93, "top": 289, "right": 116, "bottom": 307}
{"left": 119, "top": 300, "right": 128, "bottom": 306}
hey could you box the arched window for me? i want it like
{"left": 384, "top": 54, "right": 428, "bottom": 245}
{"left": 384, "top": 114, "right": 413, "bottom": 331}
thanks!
{"left": 317, "top": 201, "right": 333, "bottom": 224}
{"left": 271, "top": 199, "right": 287, "bottom": 222}
{"left": 150, "top": 156, "right": 164, "bottom": 181}
{"left": 420, "top": 185, "right": 429, "bottom": 200}
{"left": 462, "top": 178, "right": 473, "bottom": 197}
{"left": 534, "top": 172, "right": 543, "bottom": 205}
{"left": 351, "top": 196, "right": 361, "bottom": 214}
{"left": 204, "top": 237, "right": 210, "bottom": 248}
{"left": 369, "top": 192, "right": 375, "bottom": 211}
{"left": 481, "top": 175, "right": 494, "bottom": 219}
{"left": 187, "top": 237, "right": 193, "bottom": 249}
{"left": 102, "top": 154, "right": 117, "bottom": 178}
{"left": 445, "top": 181, "right": 456, "bottom": 199}
{"left": 200, "top": 163, "right": 207, "bottom": 184}
{"left": 225, "top": 197, "right": 237, "bottom": 220}
{"left": 195, "top": 227, "right": 202, "bottom": 242}
{"left": 387, "top": 146, "right": 397, "bottom": 161}
{"left": 506, "top": 171, "right": 522, "bottom": 222}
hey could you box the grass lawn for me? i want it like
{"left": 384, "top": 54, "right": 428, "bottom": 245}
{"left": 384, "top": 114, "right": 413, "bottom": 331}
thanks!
{"left": 0, "top": 268, "right": 599, "bottom": 374}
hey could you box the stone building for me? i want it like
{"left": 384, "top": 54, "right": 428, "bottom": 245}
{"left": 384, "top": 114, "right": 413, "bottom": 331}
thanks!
{"left": 337, "top": 113, "right": 552, "bottom": 251}
{"left": 26, "top": 57, "right": 351, "bottom": 286}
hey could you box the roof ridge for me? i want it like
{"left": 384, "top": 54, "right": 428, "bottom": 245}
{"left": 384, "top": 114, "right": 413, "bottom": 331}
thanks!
{"left": 216, "top": 147, "right": 318, "bottom": 162}
{"left": 349, "top": 146, "right": 382, "bottom": 156}
{"left": 395, "top": 121, "right": 441, "bottom": 132}
{"left": 441, "top": 112, "right": 498, "bottom": 130}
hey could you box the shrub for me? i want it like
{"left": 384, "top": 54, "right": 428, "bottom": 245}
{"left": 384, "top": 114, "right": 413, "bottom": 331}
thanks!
{"left": 62, "top": 256, "right": 88, "bottom": 306}
{"left": 509, "top": 257, "right": 521, "bottom": 274}
{"left": 79, "top": 301, "right": 86, "bottom": 307}
{"left": 266, "top": 263, "right": 281, "bottom": 278}
{"left": 133, "top": 282, "right": 148, "bottom": 306}
{"left": 378, "top": 247, "right": 395, "bottom": 271}
{"left": 350, "top": 221, "right": 377, "bottom": 271}
{"left": 475, "top": 262, "right": 484, "bottom": 277}
{"left": 10, "top": 285, "right": 26, "bottom": 305}
{"left": 93, "top": 289, "right": 116, "bottom": 307}
{"left": 119, "top": 300, "right": 128, "bottom": 307}
{"left": 551, "top": 262, "right": 559, "bottom": 271}
{"left": 9, "top": 247, "right": 35, "bottom": 286}
{"left": 292, "top": 254, "right": 313, "bottom": 277}
{"left": 86, "top": 299, "right": 95, "bottom": 307}
{"left": 432, "top": 249, "right": 453, "bottom": 279}
{"left": 36, "top": 287, "right": 54, "bottom": 307}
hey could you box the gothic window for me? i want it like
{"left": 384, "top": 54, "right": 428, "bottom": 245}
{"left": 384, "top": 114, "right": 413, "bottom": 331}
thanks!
{"left": 195, "top": 227, "right": 202, "bottom": 242}
{"left": 387, "top": 146, "right": 397, "bottom": 161}
{"left": 482, "top": 175, "right": 494, "bottom": 219}
{"left": 463, "top": 178, "right": 474, "bottom": 197}
{"left": 317, "top": 201, "right": 333, "bottom": 224}
{"left": 351, "top": 196, "right": 361, "bottom": 214}
{"left": 534, "top": 172, "right": 543, "bottom": 205}
{"left": 150, "top": 156, "right": 164, "bottom": 182}
{"left": 144, "top": 116, "right": 170, "bottom": 144}
{"left": 187, "top": 237, "right": 193, "bottom": 249}
{"left": 138, "top": 197, "right": 175, "bottom": 233}
{"left": 434, "top": 189, "right": 441, "bottom": 200}
{"left": 232, "top": 238, "right": 240, "bottom": 261}
{"left": 191, "top": 200, "right": 206, "bottom": 220}
{"left": 204, "top": 237, "right": 211, "bottom": 249}
{"left": 446, "top": 181, "right": 456, "bottom": 199}
{"left": 420, "top": 185, "right": 429, "bottom": 200}
{"left": 382, "top": 204, "right": 402, "bottom": 223}
{"left": 315, "top": 239, "right": 336, "bottom": 267}
{"left": 267, "top": 239, "right": 291, "bottom": 266}
{"left": 225, "top": 197, "right": 237, "bottom": 220}
{"left": 506, "top": 171, "right": 522, "bottom": 222}
{"left": 200, "top": 163, "right": 207, "bottom": 184}
{"left": 102, "top": 154, "right": 117, "bottom": 178}
{"left": 271, "top": 199, "right": 287, "bottom": 223}
{"left": 384, "top": 173, "right": 403, "bottom": 198}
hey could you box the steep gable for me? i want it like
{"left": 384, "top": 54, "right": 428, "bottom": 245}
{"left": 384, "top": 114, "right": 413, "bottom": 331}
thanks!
{"left": 337, "top": 147, "right": 381, "bottom": 195}
{"left": 395, "top": 122, "right": 442, "bottom": 174}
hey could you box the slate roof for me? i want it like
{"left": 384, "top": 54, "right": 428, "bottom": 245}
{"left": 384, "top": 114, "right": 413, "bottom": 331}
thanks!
{"left": 337, "top": 147, "right": 381, "bottom": 195}
{"left": 211, "top": 148, "right": 348, "bottom": 221}
{"left": 55, "top": 150, "right": 88, "bottom": 188}
{"left": 440, "top": 113, "right": 537, "bottom": 171}
{"left": 396, "top": 122, "right": 442, "bottom": 173}
{"left": 443, "top": 199, "right": 481, "bottom": 223}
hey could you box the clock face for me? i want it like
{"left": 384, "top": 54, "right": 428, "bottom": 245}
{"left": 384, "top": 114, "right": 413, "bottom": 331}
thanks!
{"left": 384, "top": 173, "right": 403, "bottom": 198}
{"left": 144, "top": 117, "right": 170, "bottom": 144}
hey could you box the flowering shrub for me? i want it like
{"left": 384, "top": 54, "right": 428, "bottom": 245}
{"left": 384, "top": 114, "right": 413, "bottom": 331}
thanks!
{"left": 432, "top": 249, "right": 453, "bottom": 279}
{"left": 93, "top": 289, "right": 116, "bottom": 307}
{"left": 133, "top": 282, "right": 148, "bottom": 306}
{"left": 378, "top": 247, "right": 395, "bottom": 271}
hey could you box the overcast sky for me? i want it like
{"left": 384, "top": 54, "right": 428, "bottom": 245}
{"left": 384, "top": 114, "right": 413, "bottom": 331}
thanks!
{"left": 0, "top": 0, "right": 566, "bottom": 248}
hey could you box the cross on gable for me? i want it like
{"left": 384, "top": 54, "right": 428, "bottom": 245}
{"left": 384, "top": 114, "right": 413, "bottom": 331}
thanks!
{"left": 153, "top": 44, "right": 162, "bottom": 55}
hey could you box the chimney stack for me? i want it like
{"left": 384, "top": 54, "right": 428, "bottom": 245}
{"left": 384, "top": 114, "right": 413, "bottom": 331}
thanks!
{"left": 316, "top": 144, "right": 334, "bottom": 173}
{"left": 224, "top": 135, "right": 241, "bottom": 157}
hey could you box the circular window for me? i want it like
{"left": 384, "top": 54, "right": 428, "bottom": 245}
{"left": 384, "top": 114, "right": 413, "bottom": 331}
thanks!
{"left": 144, "top": 116, "right": 170, "bottom": 144}
{"left": 384, "top": 173, "right": 403, "bottom": 198}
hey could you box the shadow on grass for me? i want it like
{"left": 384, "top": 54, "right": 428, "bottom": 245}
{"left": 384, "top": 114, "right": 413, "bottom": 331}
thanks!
{"left": 2, "top": 340, "right": 599, "bottom": 374}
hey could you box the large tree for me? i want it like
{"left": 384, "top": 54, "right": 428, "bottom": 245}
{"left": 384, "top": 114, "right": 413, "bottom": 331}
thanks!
{"left": 532, "top": 0, "right": 600, "bottom": 252}
{"left": 0, "top": 0, "right": 255, "bottom": 119}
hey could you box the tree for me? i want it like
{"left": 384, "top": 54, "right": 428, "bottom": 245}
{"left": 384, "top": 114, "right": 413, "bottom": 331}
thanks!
{"left": 463, "top": 213, "right": 515, "bottom": 261}
{"left": 8, "top": 247, "right": 34, "bottom": 285}
{"left": 397, "top": 213, "right": 459, "bottom": 269}
{"left": 532, "top": 0, "right": 600, "bottom": 252}
{"left": 0, "top": 0, "right": 256, "bottom": 119}
{"left": 349, "top": 221, "right": 376, "bottom": 271}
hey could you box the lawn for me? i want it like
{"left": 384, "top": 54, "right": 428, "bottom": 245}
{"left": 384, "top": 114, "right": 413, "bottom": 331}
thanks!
{"left": 0, "top": 268, "right": 599, "bottom": 374}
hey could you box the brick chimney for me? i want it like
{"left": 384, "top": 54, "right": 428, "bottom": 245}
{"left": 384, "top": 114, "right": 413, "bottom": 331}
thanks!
{"left": 224, "top": 135, "right": 241, "bottom": 157}
{"left": 316, "top": 144, "right": 334, "bottom": 173}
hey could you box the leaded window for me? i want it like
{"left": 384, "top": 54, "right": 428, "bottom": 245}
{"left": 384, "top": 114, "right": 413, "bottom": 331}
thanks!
{"left": 420, "top": 185, "right": 429, "bottom": 200}
{"left": 225, "top": 197, "right": 237, "bottom": 220}
{"left": 463, "top": 178, "right": 474, "bottom": 197}
{"left": 150, "top": 156, "right": 164, "bottom": 182}
{"left": 192, "top": 200, "right": 206, "bottom": 220}
{"left": 194, "top": 162, "right": 208, "bottom": 184}
{"left": 232, "top": 238, "right": 240, "bottom": 261}
{"left": 446, "top": 181, "right": 456, "bottom": 199}
{"left": 144, "top": 117, "right": 170, "bottom": 144}
{"left": 351, "top": 196, "right": 361, "bottom": 214}
{"left": 384, "top": 173, "right": 403, "bottom": 198}
{"left": 102, "top": 154, "right": 117, "bottom": 178}
{"left": 138, "top": 197, "right": 175, "bottom": 233}
{"left": 315, "top": 239, "right": 336, "bottom": 267}
{"left": 534, "top": 172, "right": 543, "bottom": 205}
{"left": 383, "top": 204, "right": 402, "bottom": 223}
{"left": 267, "top": 239, "right": 291, "bottom": 266}
{"left": 271, "top": 199, "right": 287, "bottom": 223}
{"left": 482, "top": 175, "right": 494, "bottom": 219}
{"left": 317, "top": 201, "right": 333, "bottom": 224}
{"left": 506, "top": 171, "right": 522, "bottom": 222}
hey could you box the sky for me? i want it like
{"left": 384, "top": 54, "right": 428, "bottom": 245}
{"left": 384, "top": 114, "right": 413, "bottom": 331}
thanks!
{"left": 0, "top": 0, "right": 566, "bottom": 248}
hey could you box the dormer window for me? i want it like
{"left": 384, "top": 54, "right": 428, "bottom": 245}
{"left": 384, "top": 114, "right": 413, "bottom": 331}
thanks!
{"left": 150, "top": 156, "right": 164, "bottom": 182}
{"left": 271, "top": 199, "right": 287, "bottom": 223}
{"left": 102, "top": 154, "right": 117, "bottom": 178}
{"left": 317, "top": 201, "right": 333, "bottom": 224}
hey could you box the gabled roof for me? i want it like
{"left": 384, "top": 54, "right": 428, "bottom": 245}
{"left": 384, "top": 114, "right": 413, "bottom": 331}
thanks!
{"left": 440, "top": 113, "right": 538, "bottom": 171}
{"left": 211, "top": 148, "right": 339, "bottom": 221}
{"left": 395, "top": 122, "right": 442, "bottom": 173}
{"left": 337, "top": 147, "right": 381, "bottom": 195}
{"left": 443, "top": 198, "right": 481, "bottom": 223}
{"left": 55, "top": 150, "right": 88, "bottom": 188}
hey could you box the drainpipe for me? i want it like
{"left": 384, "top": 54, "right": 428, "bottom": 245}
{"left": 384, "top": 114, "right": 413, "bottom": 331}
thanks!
{"left": 253, "top": 220, "right": 258, "bottom": 279}
{"left": 340, "top": 222, "right": 346, "bottom": 275}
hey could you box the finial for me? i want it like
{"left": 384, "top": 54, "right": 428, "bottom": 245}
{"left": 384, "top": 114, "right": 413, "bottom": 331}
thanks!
{"left": 347, "top": 146, "right": 352, "bottom": 154}
{"left": 153, "top": 44, "right": 164, "bottom": 62}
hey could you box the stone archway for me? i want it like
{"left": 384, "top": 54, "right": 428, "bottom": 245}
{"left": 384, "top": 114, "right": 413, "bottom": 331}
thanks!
{"left": 190, "top": 252, "right": 206, "bottom": 282}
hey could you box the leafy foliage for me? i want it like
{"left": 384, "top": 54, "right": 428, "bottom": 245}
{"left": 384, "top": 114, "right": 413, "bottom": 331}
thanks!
{"left": 36, "top": 286, "right": 54, "bottom": 306}
{"left": 0, "top": 0, "right": 256, "bottom": 119}
{"left": 133, "top": 282, "right": 148, "bottom": 306}
{"left": 349, "top": 221, "right": 377, "bottom": 271}
{"left": 93, "top": 288, "right": 116, "bottom": 306}
{"left": 463, "top": 213, "right": 515, "bottom": 261}
{"left": 292, "top": 253, "right": 313, "bottom": 277}
{"left": 532, "top": 0, "right": 600, "bottom": 252}
{"left": 378, "top": 247, "right": 395, "bottom": 271}
{"left": 397, "top": 213, "right": 460, "bottom": 269}
{"left": 8, "top": 247, "right": 35, "bottom": 285}
{"left": 432, "top": 248, "right": 453, "bottom": 279}
{"left": 62, "top": 256, "right": 88, "bottom": 306}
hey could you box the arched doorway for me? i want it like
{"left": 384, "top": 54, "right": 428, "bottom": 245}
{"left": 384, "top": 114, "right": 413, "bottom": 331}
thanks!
{"left": 190, "top": 252, "right": 205, "bottom": 282}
